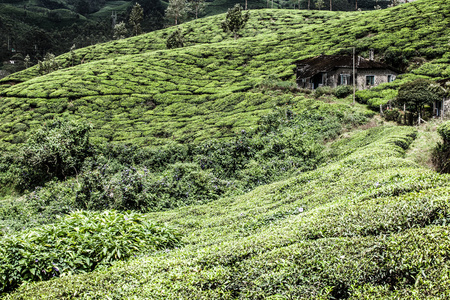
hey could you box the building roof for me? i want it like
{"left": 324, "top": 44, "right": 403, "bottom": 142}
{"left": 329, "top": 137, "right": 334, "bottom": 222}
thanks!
{"left": 294, "top": 55, "right": 398, "bottom": 78}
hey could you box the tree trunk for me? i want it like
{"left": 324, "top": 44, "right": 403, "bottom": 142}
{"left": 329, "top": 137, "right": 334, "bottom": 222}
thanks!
{"left": 245, "top": 0, "right": 247, "bottom": 10}
{"left": 330, "top": 0, "right": 332, "bottom": 11}
{"left": 355, "top": 0, "right": 358, "bottom": 10}
{"left": 308, "top": 0, "right": 310, "bottom": 9}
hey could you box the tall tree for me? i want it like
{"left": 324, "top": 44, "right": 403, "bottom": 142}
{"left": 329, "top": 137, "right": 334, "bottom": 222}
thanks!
{"left": 397, "top": 78, "right": 441, "bottom": 125}
{"left": 221, "top": 4, "right": 249, "bottom": 40}
{"left": 113, "top": 22, "right": 128, "bottom": 39}
{"left": 129, "top": 3, "right": 144, "bottom": 36}
{"left": 187, "top": 0, "right": 206, "bottom": 19}
{"left": 166, "top": 0, "right": 188, "bottom": 25}
{"left": 315, "top": 0, "right": 324, "bottom": 10}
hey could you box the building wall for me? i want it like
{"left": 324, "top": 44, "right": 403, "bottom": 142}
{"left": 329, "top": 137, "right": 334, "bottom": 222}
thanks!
{"left": 444, "top": 98, "right": 450, "bottom": 118}
{"left": 296, "top": 68, "right": 397, "bottom": 90}
{"left": 356, "top": 69, "right": 396, "bottom": 90}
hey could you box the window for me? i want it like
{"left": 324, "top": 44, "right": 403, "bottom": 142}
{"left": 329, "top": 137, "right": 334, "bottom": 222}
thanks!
{"left": 340, "top": 74, "right": 351, "bottom": 85}
{"left": 387, "top": 74, "right": 395, "bottom": 83}
{"left": 366, "top": 75, "right": 375, "bottom": 86}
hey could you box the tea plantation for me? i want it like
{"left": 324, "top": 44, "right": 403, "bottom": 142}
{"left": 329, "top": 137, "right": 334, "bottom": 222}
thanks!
{"left": 1, "top": 0, "right": 450, "bottom": 298}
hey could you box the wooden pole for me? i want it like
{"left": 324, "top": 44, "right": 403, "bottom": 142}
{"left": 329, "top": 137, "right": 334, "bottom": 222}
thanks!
{"left": 352, "top": 47, "right": 356, "bottom": 105}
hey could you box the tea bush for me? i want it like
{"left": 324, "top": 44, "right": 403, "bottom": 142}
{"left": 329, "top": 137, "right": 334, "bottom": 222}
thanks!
{"left": 334, "top": 85, "right": 352, "bottom": 98}
{"left": 0, "top": 210, "right": 182, "bottom": 293}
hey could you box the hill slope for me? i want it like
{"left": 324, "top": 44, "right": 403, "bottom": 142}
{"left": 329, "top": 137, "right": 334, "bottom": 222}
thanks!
{"left": 6, "top": 124, "right": 450, "bottom": 299}
{"left": 1, "top": 1, "right": 450, "bottom": 298}
{"left": 0, "top": 0, "right": 449, "bottom": 149}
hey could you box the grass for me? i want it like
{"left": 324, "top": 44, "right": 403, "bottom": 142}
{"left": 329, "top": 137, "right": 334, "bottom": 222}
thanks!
{"left": 405, "top": 120, "right": 444, "bottom": 169}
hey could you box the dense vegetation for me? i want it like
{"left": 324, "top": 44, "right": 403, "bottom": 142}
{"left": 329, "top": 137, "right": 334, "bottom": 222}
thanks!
{"left": 5, "top": 121, "right": 450, "bottom": 299}
{"left": 0, "top": 0, "right": 450, "bottom": 298}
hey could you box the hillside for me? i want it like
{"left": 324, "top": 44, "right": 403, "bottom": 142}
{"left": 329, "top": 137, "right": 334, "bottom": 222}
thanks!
{"left": 0, "top": 0, "right": 449, "bottom": 149}
{"left": 0, "top": 0, "right": 450, "bottom": 298}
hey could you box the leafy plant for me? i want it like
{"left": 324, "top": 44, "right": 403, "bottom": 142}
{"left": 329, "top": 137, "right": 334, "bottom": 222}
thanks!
{"left": 396, "top": 78, "right": 441, "bottom": 124}
{"left": 221, "top": 4, "right": 249, "bottom": 39}
{"left": 129, "top": 3, "right": 144, "bottom": 36}
{"left": 17, "top": 119, "right": 92, "bottom": 190}
{"left": 166, "top": 29, "right": 185, "bottom": 49}
{"left": 0, "top": 210, "right": 182, "bottom": 293}
{"left": 37, "top": 53, "right": 59, "bottom": 75}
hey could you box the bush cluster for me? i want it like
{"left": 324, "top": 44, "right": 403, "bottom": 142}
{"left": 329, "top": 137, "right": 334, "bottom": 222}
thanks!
{"left": 17, "top": 119, "right": 93, "bottom": 190}
{"left": 0, "top": 210, "right": 182, "bottom": 293}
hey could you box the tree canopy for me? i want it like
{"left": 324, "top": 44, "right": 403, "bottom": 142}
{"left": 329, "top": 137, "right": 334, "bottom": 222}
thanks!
{"left": 221, "top": 4, "right": 249, "bottom": 40}
{"left": 397, "top": 78, "right": 442, "bottom": 123}
{"left": 129, "top": 3, "right": 144, "bottom": 36}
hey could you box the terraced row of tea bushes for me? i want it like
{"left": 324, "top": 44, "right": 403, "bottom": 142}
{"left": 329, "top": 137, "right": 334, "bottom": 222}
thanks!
{"left": 0, "top": 210, "right": 182, "bottom": 294}
{"left": 8, "top": 126, "right": 450, "bottom": 299}
{"left": 3, "top": 0, "right": 449, "bottom": 87}
{"left": 0, "top": 91, "right": 301, "bottom": 149}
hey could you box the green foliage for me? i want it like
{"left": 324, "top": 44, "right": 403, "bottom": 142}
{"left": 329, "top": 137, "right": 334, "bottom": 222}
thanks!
{"left": 0, "top": 210, "right": 182, "bottom": 293}
{"left": 74, "top": 163, "right": 228, "bottom": 212}
{"left": 437, "top": 121, "right": 450, "bottom": 145}
{"left": 334, "top": 84, "right": 352, "bottom": 98}
{"left": 2, "top": 104, "right": 367, "bottom": 218}
{"left": 113, "top": 21, "right": 128, "bottom": 40}
{"left": 165, "top": 0, "right": 188, "bottom": 25}
{"left": 187, "top": 0, "right": 206, "bottom": 19}
{"left": 166, "top": 29, "right": 185, "bottom": 49}
{"left": 37, "top": 53, "right": 59, "bottom": 75}
{"left": 314, "top": 85, "right": 333, "bottom": 98}
{"left": 129, "top": 3, "right": 144, "bottom": 36}
{"left": 258, "top": 75, "right": 299, "bottom": 92}
{"left": 397, "top": 78, "right": 441, "bottom": 116}
{"left": 383, "top": 107, "right": 402, "bottom": 123}
{"left": 315, "top": 0, "right": 325, "bottom": 10}
{"left": 0, "top": 1, "right": 449, "bottom": 148}
{"left": 10, "top": 126, "right": 450, "bottom": 299}
{"left": 17, "top": 119, "right": 92, "bottom": 190}
{"left": 221, "top": 4, "right": 249, "bottom": 39}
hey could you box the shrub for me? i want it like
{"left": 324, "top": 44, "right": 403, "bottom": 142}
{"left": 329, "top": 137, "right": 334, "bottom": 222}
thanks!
{"left": 384, "top": 108, "right": 402, "bottom": 123}
{"left": 75, "top": 163, "right": 228, "bottom": 212}
{"left": 314, "top": 86, "right": 333, "bottom": 98}
{"left": 0, "top": 210, "right": 182, "bottom": 293}
{"left": 17, "top": 119, "right": 93, "bottom": 190}
{"left": 397, "top": 78, "right": 441, "bottom": 123}
{"left": 334, "top": 85, "right": 352, "bottom": 98}
{"left": 166, "top": 29, "right": 184, "bottom": 49}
